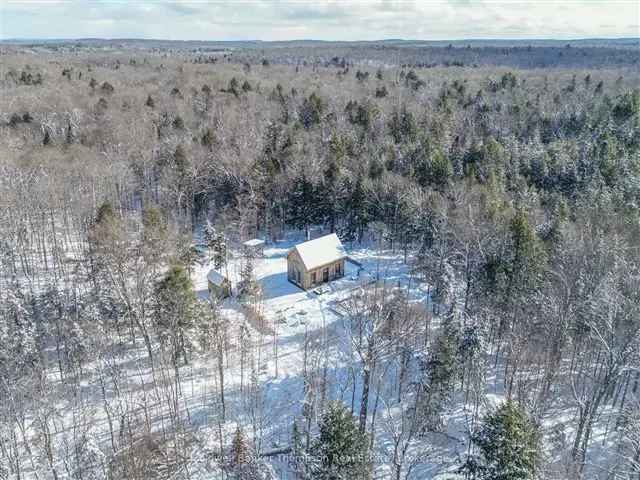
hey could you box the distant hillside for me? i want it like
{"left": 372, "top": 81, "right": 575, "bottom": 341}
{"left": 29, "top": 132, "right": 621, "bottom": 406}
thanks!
{"left": 2, "top": 37, "right": 638, "bottom": 69}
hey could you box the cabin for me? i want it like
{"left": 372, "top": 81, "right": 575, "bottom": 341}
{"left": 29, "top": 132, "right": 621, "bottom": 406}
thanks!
{"left": 287, "top": 233, "right": 346, "bottom": 290}
{"left": 207, "top": 269, "right": 231, "bottom": 299}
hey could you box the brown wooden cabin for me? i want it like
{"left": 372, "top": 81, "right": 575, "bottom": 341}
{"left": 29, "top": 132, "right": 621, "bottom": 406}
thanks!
{"left": 287, "top": 233, "right": 346, "bottom": 290}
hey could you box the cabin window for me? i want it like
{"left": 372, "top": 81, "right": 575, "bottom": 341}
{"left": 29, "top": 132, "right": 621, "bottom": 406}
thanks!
{"left": 336, "top": 262, "right": 342, "bottom": 276}
{"left": 311, "top": 272, "right": 316, "bottom": 284}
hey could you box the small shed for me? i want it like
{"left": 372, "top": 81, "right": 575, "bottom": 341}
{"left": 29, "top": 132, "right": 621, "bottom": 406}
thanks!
{"left": 287, "top": 233, "right": 346, "bottom": 290}
{"left": 243, "top": 238, "right": 265, "bottom": 257}
{"left": 207, "top": 269, "right": 231, "bottom": 299}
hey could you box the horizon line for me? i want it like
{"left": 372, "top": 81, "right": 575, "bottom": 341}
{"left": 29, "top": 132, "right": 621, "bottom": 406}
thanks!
{"left": 2, "top": 36, "right": 639, "bottom": 43}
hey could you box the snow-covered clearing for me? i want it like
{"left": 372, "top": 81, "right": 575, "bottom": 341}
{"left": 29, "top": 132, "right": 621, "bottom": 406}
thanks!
{"left": 186, "top": 237, "right": 467, "bottom": 478}
{"left": 6, "top": 232, "right": 626, "bottom": 479}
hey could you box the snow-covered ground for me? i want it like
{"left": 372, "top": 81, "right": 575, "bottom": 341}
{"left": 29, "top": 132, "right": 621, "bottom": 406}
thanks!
{"left": 185, "top": 237, "right": 462, "bottom": 478}
{"left": 6, "top": 231, "right": 625, "bottom": 479}
{"left": 193, "top": 236, "right": 421, "bottom": 337}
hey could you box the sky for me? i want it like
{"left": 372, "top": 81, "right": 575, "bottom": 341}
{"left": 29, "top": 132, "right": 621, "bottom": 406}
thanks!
{"left": 1, "top": 0, "right": 639, "bottom": 41}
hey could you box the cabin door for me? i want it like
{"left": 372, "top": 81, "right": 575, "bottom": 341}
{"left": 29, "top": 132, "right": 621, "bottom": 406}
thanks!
{"left": 323, "top": 268, "right": 329, "bottom": 282}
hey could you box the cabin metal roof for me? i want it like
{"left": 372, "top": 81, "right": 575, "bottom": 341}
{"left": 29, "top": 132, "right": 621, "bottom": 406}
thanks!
{"left": 291, "top": 233, "right": 346, "bottom": 271}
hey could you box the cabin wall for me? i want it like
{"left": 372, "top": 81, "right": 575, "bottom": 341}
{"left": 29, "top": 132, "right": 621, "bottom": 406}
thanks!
{"left": 304, "top": 258, "right": 345, "bottom": 289}
{"left": 287, "top": 250, "right": 306, "bottom": 288}
{"left": 287, "top": 251, "right": 346, "bottom": 290}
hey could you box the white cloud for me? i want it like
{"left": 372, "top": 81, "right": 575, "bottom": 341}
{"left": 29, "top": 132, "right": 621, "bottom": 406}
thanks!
{"left": 0, "top": 0, "right": 637, "bottom": 40}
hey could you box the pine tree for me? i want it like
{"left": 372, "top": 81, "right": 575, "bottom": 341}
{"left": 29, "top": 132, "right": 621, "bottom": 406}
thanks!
{"left": 342, "top": 176, "right": 369, "bottom": 243}
{"left": 174, "top": 144, "right": 189, "bottom": 178}
{"left": 429, "top": 148, "right": 453, "bottom": 188}
{"left": 142, "top": 206, "right": 167, "bottom": 254}
{"left": 508, "top": 208, "right": 546, "bottom": 293}
{"left": 240, "top": 255, "right": 258, "bottom": 298}
{"left": 288, "top": 174, "right": 321, "bottom": 239}
{"left": 155, "top": 265, "right": 197, "bottom": 365}
{"left": 201, "top": 127, "right": 216, "bottom": 148}
{"left": 212, "top": 234, "right": 227, "bottom": 270}
{"left": 312, "top": 401, "right": 371, "bottom": 479}
{"left": 100, "top": 81, "right": 114, "bottom": 94}
{"left": 228, "top": 77, "right": 240, "bottom": 97}
{"left": 89, "top": 202, "right": 124, "bottom": 252}
{"left": 300, "top": 92, "right": 324, "bottom": 129}
{"left": 375, "top": 85, "right": 388, "bottom": 98}
{"left": 420, "top": 319, "right": 460, "bottom": 431}
{"left": 231, "top": 426, "right": 249, "bottom": 466}
{"left": 95, "top": 201, "right": 115, "bottom": 224}
{"left": 388, "top": 104, "right": 417, "bottom": 143}
{"left": 464, "top": 401, "right": 539, "bottom": 480}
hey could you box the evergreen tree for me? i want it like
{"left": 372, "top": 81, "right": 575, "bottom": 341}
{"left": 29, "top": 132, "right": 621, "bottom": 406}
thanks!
{"left": 174, "top": 144, "right": 189, "bottom": 178}
{"left": 228, "top": 77, "right": 240, "bottom": 97}
{"left": 201, "top": 127, "right": 216, "bottom": 148}
{"left": 375, "top": 85, "right": 388, "bottom": 98}
{"left": 429, "top": 149, "right": 454, "bottom": 187}
{"left": 420, "top": 319, "right": 460, "bottom": 431}
{"left": 212, "top": 233, "right": 227, "bottom": 270}
{"left": 508, "top": 209, "right": 545, "bottom": 291}
{"left": 141, "top": 206, "right": 167, "bottom": 254}
{"left": 95, "top": 202, "right": 116, "bottom": 225}
{"left": 341, "top": 176, "right": 369, "bottom": 243}
{"left": 155, "top": 265, "right": 197, "bottom": 365}
{"left": 100, "top": 81, "right": 114, "bottom": 94}
{"left": 89, "top": 201, "right": 125, "bottom": 253}
{"left": 288, "top": 174, "right": 321, "bottom": 239}
{"left": 312, "top": 401, "right": 371, "bottom": 480}
{"left": 239, "top": 256, "right": 258, "bottom": 298}
{"left": 96, "top": 97, "right": 108, "bottom": 113}
{"left": 231, "top": 426, "right": 249, "bottom": 466}
{"left": 388, "top": 105, "right": 417, "bottom": 143}
{"left": 464, "top": 401, "right": 539, "bottom": 480}
{"left": 300, "top": 92, "right": 324, "bottom": 129}
{"left": 612, "top": 89, "right": 640, "bottom": 123}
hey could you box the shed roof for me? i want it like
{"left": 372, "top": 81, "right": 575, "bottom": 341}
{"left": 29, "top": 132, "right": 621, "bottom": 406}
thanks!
{"left": 243, "top": 238, "right": 265, "bottom": 248}
{"left": 292, "top": 233, "right": 346, "bottom": 271}
{"left": 207, "top": 269, "right": 228, "bottom": 287}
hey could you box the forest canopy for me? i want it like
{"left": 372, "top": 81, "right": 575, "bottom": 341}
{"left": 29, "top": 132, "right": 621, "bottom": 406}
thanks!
{"left": 1, "top": 40, "right": 639, "bottom": 480}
